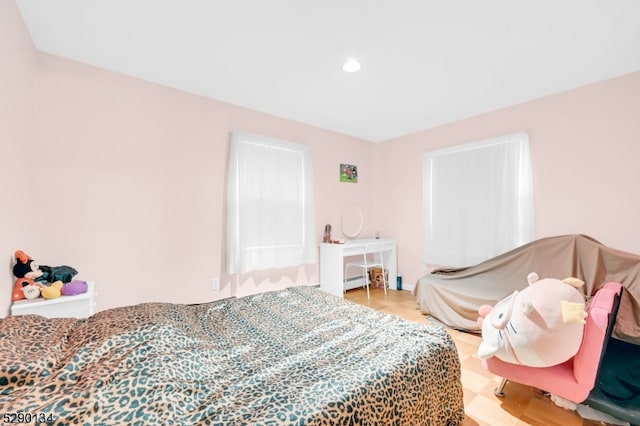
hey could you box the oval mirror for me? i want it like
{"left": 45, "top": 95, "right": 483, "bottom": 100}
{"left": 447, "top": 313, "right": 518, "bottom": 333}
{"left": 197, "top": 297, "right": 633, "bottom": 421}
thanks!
{"left": 341, "top": 204, "right": 363, "bottom": 238}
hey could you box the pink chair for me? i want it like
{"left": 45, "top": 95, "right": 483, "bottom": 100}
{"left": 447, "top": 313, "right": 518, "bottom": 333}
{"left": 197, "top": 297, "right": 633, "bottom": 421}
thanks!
{"left": 482, "top": 281, "right": 623, "bottom": 404}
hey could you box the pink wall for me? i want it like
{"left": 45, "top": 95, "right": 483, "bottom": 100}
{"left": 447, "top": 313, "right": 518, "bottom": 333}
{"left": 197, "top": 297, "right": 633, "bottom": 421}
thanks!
{"left": 25, "top": 55, "right": 375, "bottom": 313}
{"left": 0, "top": 0, "right": 374, "bottom": 316}
{"left": 0, "top": 0, "right": 40, "bottom": 312}
{"left": 2, "top": 0, "right": 640, "bottom": 315}
{"left": 373, "top": 71, "right": 640, "bottom": 290}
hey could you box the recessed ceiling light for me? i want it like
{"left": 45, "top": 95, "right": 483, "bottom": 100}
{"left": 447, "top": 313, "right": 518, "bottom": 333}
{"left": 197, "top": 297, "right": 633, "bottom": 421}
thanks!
{"left": 342, "top": 59, "right": 361, "bottom": 73}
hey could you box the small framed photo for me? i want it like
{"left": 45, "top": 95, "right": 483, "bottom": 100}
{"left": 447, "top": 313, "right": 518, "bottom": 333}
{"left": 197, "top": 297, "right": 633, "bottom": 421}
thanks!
{"left": 340, "top": 163, "right": 358, "bottom": 183}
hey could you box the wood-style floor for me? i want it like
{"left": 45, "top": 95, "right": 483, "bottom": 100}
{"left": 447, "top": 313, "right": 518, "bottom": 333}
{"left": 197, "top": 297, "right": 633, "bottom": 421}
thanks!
{"left": 344, "top": 286, "right": 609, "bottom": 426}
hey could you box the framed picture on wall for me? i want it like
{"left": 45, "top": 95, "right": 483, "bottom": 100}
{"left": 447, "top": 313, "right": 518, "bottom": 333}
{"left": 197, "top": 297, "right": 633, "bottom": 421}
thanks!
{"left": 340, "top": 163, "right": 358, "bottom": 183}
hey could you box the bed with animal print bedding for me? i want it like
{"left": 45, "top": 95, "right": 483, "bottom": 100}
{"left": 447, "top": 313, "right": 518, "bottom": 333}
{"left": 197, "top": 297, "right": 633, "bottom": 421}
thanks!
{"left": 0, "top": 286, "right": 464, "bottom": 425}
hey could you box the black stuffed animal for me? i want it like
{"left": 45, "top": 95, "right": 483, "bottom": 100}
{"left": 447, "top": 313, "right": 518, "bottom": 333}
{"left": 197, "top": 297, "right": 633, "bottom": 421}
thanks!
{"left": 13, "top": 250, "right": 78, "bottom": 283}
{"left": 13, "top": 250, "right": 44, "bottom": 281}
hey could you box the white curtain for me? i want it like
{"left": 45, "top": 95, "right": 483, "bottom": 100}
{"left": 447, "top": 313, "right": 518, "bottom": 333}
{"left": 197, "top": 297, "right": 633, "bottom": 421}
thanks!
{"left": 226, "top": 132, "right": 317, "bottom": 274}
{"left": 422, "top": 131, "right": 535, "bottom": 268}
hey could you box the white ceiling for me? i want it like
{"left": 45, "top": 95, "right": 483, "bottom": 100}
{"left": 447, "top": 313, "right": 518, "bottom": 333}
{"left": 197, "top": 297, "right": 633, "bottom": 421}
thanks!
{"left": 15, "top": 0, "right": 640, "bottom": 142}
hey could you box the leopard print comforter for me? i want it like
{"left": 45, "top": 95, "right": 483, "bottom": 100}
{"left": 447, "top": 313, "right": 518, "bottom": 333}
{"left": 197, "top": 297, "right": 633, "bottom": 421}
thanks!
{"left": 0, "top": 286, "right": 464, "bottom": 425}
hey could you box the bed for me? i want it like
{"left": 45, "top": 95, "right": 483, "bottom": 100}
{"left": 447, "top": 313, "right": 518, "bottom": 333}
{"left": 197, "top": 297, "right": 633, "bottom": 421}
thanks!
{"left": 0, "top": 286, "right": 464, "bottom": 425}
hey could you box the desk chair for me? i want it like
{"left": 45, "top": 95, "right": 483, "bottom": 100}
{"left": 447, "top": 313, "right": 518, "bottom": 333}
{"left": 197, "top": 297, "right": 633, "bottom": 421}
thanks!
{"left": 344, "top": 241, "right": 388, "bottom": 299}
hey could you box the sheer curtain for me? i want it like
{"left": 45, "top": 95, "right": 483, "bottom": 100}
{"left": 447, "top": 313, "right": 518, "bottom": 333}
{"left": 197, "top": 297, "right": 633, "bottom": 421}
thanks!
{"left": 226, "top": 132, "right": 317, "bottom": 274}
{"left": 422, "top": 131, "right": 535, "bottom": 268}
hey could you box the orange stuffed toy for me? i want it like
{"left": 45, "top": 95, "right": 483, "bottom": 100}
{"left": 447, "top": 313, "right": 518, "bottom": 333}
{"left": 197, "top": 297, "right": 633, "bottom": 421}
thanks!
{"left": 12, "top": 277, "right": 43, "bottom": 301}
{"left": 12, "top": 250, "right": 45, "bottom": 301}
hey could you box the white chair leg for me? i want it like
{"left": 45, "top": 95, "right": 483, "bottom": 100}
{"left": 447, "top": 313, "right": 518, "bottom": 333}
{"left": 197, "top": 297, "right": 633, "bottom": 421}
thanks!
{"left": 364, "top": 269, "right": 370, "bottom": 299}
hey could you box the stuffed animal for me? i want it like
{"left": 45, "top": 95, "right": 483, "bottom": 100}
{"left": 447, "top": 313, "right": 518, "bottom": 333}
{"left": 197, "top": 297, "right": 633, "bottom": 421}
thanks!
{"left": 12, "top": 250, "right": 81, "bottom": 301}
{"left": 62, "top": 280, "right": 88, "bottom": 296}
{"left": 477, "top": 272, "right": 587, "bottom": 368}
{"left": 13, "top": 250, "right": 78, "bottom": 283}
{"left": 370, "top": 268, "right": 388, "bottom": 288}
{"left": 12, "top": 277, "right": 44, "bottom": 301}
{"left": 41, "top": 281, "right": 64, "bottom": 299}
{"left": 13, "top": 250, "right": 44, "bottom": 281}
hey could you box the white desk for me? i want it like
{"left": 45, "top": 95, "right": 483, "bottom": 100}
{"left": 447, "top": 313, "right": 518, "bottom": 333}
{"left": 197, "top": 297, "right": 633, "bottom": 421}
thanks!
{"left": 319, "top": 239, "right": 397, "bottom": 298}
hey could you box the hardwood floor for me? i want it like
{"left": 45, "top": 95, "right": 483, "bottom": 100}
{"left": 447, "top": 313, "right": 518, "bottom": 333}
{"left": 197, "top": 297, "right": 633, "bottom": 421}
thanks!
{"left": 344, "top": 286, "right": 609, "bottom": 426}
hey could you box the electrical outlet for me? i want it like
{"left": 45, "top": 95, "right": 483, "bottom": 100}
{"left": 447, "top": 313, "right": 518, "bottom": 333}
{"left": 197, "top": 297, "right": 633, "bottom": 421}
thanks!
{"left": 210, "top": 278, "right": 220, "bottom": 291}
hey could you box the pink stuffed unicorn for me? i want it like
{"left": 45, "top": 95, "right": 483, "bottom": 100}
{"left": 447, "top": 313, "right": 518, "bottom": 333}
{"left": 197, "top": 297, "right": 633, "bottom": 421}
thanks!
{"left": 477, "top": 272, "right": 587, "bottom": 368}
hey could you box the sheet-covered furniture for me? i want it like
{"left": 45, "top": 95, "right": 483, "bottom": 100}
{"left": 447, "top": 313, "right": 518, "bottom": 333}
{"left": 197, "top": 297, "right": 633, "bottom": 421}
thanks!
{"left": 0, "top": 286, "right": 464, "bottom": 425}
{"left": 414, "top": 234, "right": 640, "bottom": 344}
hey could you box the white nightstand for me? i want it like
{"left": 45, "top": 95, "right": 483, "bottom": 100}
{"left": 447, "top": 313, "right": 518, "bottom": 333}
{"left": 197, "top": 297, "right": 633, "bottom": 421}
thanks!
{"left": 11, "top": 281, "right": 96, "bottom": 319}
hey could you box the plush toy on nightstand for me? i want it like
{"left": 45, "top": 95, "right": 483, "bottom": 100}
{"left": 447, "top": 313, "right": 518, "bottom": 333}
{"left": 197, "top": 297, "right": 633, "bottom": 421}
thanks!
{"left": 12, "top": 250, "right": 82, "bottom": 300}
{"left": 13, "top": 250, "right": 45, "bottom": 281}
{"left": 62, "top": 280, "right": 88, "bottom": 296}
{"left": 41, "top": 281, "right": 64, "bottom": 299}
{"left": 12, "top": 277, "right": 43, "bottom": 301}
{"left": 12, "top": 251, "right": 46, "bottom": 301}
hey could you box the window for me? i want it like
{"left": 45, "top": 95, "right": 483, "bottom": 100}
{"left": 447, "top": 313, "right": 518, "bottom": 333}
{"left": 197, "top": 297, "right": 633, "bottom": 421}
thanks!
{"left": 226, "top": 132, "right": 317, "bottom": 274}
{"left": 422, "top": 131, "right": 535, "bottom": 268}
